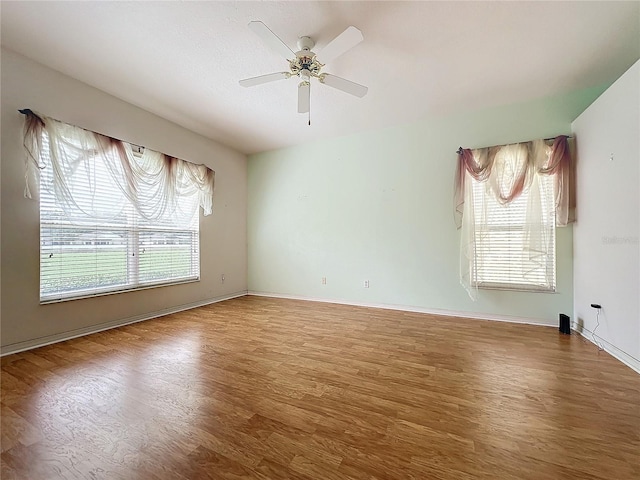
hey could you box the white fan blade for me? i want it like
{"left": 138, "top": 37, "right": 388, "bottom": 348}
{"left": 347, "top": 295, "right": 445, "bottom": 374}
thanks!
{"left": 319, "top": 74, "right": 368, "bottom": 98}
{"left": 298, "top": 82, "right": 310, "bottom": 113}
{"left": 317, "top": 26, "right": 363, "bottom": 64}
{"left": 248, "top": 21, "right": 295, "bottom": 60}
{"left": 239, "top": 72, "right": 290, "bottom": 87}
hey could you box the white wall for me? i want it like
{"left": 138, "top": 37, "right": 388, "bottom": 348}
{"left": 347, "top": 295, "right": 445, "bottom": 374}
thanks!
{"left": 248, "top": 86, "right": 606, "bottom": 325}
{"left": 1, "top": 49, "right": 248, "bottom": 353}
{"left": 572, "top": 60, "right": 640, "bottom": 371}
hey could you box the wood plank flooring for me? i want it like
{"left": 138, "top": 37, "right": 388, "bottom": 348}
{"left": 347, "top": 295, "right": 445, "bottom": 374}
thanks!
{"left": 1, "top": 295, "right": 639, "bottom": 479}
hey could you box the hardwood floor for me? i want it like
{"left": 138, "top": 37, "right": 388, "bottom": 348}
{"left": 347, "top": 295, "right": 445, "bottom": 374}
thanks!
{"left": 1, "top": 295, "right": 639, "bottom": 479}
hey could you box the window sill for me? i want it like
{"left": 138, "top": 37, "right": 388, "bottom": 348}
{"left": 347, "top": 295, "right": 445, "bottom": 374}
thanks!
{"left": 474, "top": 284, "right": 556, "bottom": 294}
{"left": 40, "top": 277, "right": 200, "bottom": 305}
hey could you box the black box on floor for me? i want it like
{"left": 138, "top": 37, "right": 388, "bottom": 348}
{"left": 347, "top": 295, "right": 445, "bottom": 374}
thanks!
{"left": 559, "top": 313, "right": 571, "bottom": 334}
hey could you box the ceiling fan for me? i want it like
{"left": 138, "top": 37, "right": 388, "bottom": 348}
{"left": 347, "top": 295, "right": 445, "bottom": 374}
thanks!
{"left": 239, "top": 21, "right": 368, "bottom": 122}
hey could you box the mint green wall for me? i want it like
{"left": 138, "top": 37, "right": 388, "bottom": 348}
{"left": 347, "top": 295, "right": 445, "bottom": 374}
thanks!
{"left": 248, "top": 87, "right": 605, "bottom": 324}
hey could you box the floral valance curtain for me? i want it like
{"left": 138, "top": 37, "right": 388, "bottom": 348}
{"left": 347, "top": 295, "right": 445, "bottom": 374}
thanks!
{"left": 454, "top": 135, "right": 575, "bottom": 227}
{"left": 22, "top": 110, "right": 215, "bottom": 227}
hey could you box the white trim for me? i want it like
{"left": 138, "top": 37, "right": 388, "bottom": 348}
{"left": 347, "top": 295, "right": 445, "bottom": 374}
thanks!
{"left": 8, "top": 290, "right": 636, "bottom": 375}
{"left": 571, "top": 322, "right": 640, "bottom": 374}
{"left": 247, "top": 291, "right": 556, "bottom": 327}
{"left": 40, "top": 277, "right": 200, "bottom": 304}
{"left": 0, "top": 291, "right": 248, "bottom": 357}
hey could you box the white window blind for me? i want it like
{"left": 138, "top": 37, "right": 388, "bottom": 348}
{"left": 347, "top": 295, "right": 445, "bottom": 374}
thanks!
{"left": 470, "top": 174, "right": 556, "bottom": 292}
{"left": 39, "top": 135, "right": 200, "bottom": 303}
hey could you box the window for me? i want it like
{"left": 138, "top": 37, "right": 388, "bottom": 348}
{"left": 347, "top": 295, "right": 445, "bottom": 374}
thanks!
{"left": 39, "top": 140, "right": 200, "bottom": 303}
{"left": 456, "top": 136, "right": 572, "bottom": 298}
{"left": 22, "top": 112, "right": 213, "bottom": 304}
{"left": 470, "top": 173, "right": 556, "bottom": 291}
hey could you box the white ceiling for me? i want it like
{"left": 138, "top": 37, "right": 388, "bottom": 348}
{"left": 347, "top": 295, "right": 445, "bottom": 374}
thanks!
{"left": 2, "top": 1, "right": 639, "bottom": 155}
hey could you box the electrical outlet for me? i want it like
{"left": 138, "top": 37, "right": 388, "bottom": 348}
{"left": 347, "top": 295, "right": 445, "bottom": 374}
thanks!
{"left": 322, "top": 277, "right": 327, "bottom": 285}
{"left": 221, "top": 274, "right": 225, "bottom": 284}
{"left": 364, "top": 280, "right": 370, "bottom": 288}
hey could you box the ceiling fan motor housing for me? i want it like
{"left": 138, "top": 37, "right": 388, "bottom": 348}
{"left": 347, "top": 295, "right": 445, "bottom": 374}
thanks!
{"left": 289, "top": 36, "right": 322, "bottom": 77}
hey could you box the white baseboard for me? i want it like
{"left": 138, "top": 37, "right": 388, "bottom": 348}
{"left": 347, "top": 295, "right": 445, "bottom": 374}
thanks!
{"left": 15, "top": 290, "right": 635, "bottom": 375}
{"left": 571, "top": 322, "right": 640, "bottom": 374}
{"left": 0, "top": 291, "right": 248, "bottom": 357}
{"left": 247, "top": 291, "right": 556, "bottom": 327}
